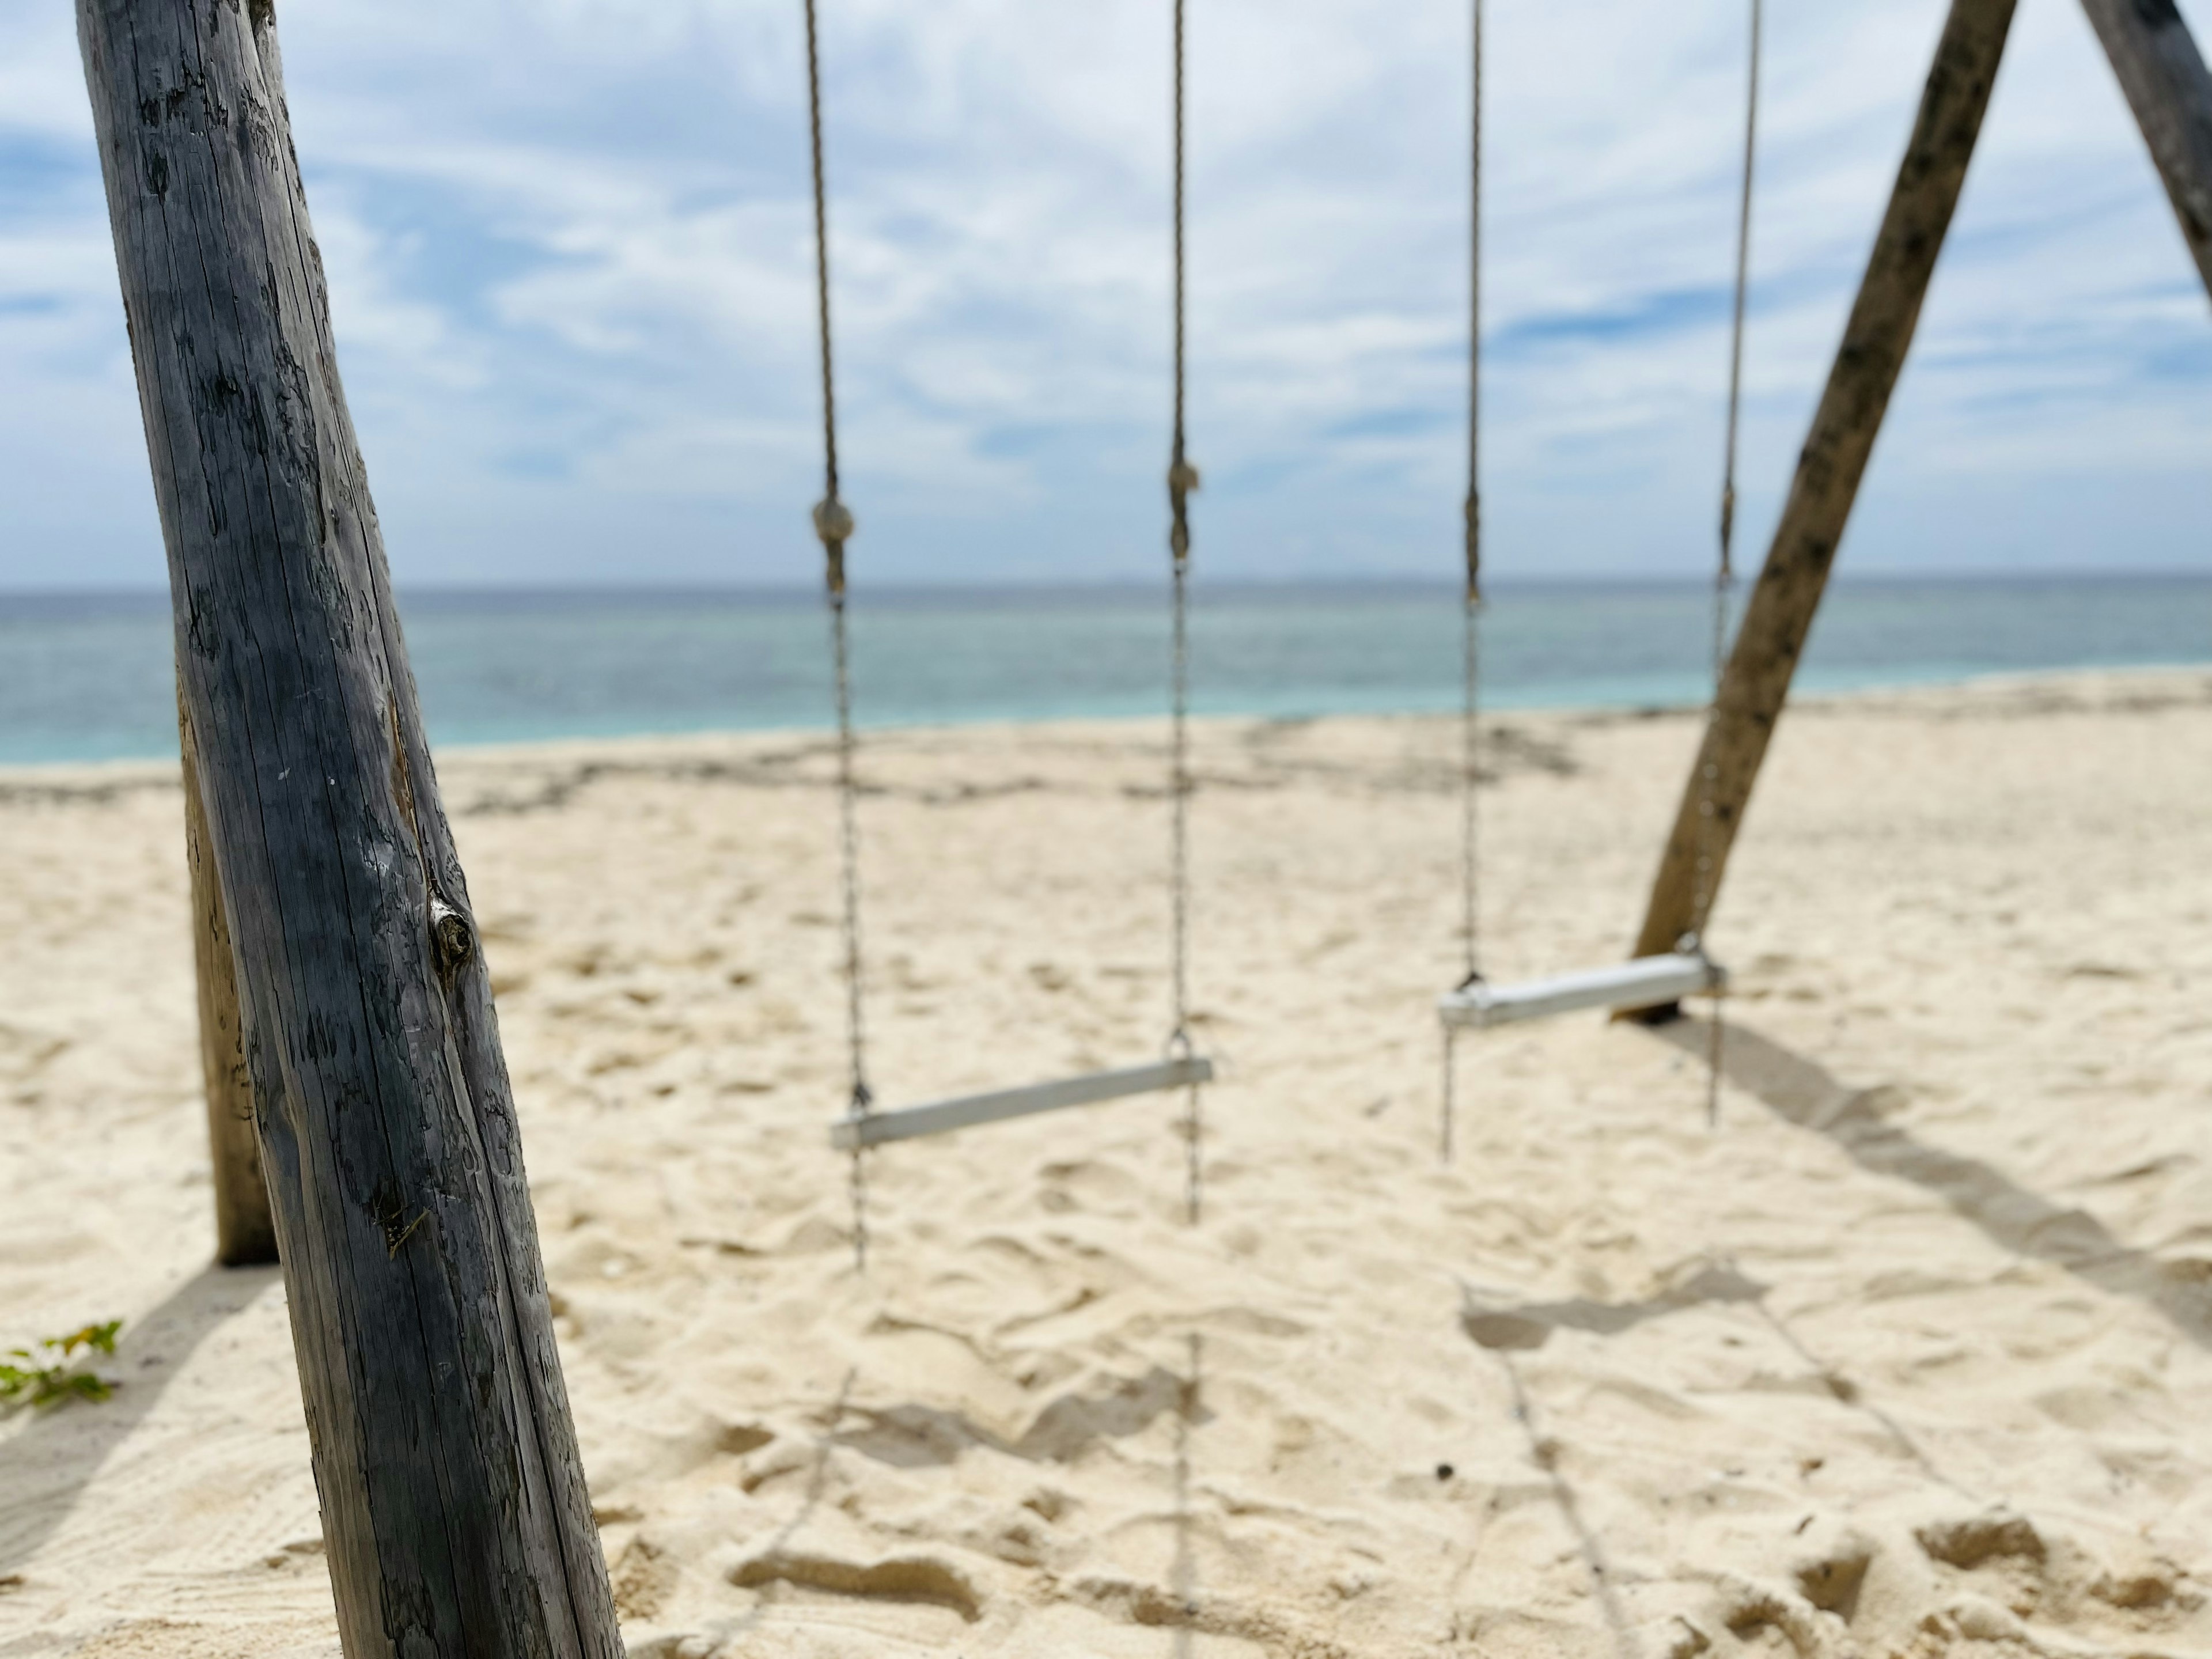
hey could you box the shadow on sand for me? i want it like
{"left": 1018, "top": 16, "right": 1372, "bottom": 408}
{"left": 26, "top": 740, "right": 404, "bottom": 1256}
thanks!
{"left": 1649, "top": 1015, "right": 2212, "bottom": 1350}
{"left": 0, "top": 1263, "right": 278, "bottom": 1579}
{"left": 1491, "top": 1349, "right": 1642, "bottom": 1659}
{"left": 1171, "top": 1333, "right": 1202, "bottom": 1659}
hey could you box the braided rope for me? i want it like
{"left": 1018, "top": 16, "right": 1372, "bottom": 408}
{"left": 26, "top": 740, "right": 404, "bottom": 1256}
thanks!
{"left": 804, "top": 0, "right": 874, "bottom": 1268}
{"left": 1444, "top": 0, "right": 1483, "bottom": 1165}
{"left": 1692, "top": 0, "right": 1762, "bottom": 1127}
{"left": 1167, "top": 0, "right": 1203, "bottom": 1226}
{"left": 1461, "top": 0, "right": 1484, "bottom": 985}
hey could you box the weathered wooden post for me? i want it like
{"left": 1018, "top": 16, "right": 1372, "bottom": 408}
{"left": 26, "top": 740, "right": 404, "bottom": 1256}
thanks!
{"left": 78, "top": 2, "right": 622, "bottom": 1654}
{"left": 1627, "top": 0, "right": 2018, "bottom": 981}
{"left": 180, "top": 690, "right": 276, "bottom": 1267}
{"left": 2078, "top": 0, "right": 2212, "bottom": 300}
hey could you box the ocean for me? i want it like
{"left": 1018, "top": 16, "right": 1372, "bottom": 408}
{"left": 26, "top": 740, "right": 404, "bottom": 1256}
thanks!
{"left": 2, "top": 576, "right": 2206, "bottom": 766}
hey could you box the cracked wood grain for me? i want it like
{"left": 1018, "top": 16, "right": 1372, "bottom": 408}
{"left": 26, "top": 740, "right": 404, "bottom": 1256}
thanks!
{"left": 78, "top": 1, "right": 621, "bottom": 1653}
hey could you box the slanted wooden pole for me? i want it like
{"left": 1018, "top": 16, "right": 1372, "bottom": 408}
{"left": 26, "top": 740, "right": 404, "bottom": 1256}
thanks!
{"left": 78, "top": 3, "right": 621, "bottom": 1655}
{"left": 1627, "top": 0, "right": 2018, "bottom": 980}
{"left": 2078, "top": 0, "right": 2212, "bottom": 300}
{"left": 180, "top": 689, "right": 276, "bottom": 1267}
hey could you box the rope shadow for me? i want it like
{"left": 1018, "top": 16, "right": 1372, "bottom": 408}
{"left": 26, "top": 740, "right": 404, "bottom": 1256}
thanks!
{"left": 1491, "top": 1351, "right": 1642, "bottom": 1659}
{"left": 0, "top": 1263, "right": 276, "bottom": 1578}
{"left": 1744, "top": 1301, "right": 1976, "bottom": 1501}
{"left": 711, "top": 1366, "right": 857, "bottom": 1645}
{"left": 1453, "top": 1277, "right": 1642, "bottom": 1654}
{"left": 1456, "top": 1269, "right": 1976, "bottom": 1649}
{"left": 1171, "top": 1333, "right": 1202, "bottom": 1659}
{"left": 1648, "top": 1015, "right": 2212, "bottom": 1349}
{"left": 1459, "top": 1268, "right": 1969, "bottom": 1497}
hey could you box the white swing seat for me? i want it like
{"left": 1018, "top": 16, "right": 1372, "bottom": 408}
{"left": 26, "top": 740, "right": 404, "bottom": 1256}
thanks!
{"left": 830, "top": 1054, "right": 1215, "bottom": 1151}
{"left": 1438, "top": 952, "right": 1725, "bottom": 1031}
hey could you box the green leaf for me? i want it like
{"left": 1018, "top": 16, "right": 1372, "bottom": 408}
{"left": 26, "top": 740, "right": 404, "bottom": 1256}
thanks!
{"left": 51, "top": 1321, "right": 123, "bottom": 1358}
{"left": 0, "top": 1319, "right": 126, "bottom": 1412}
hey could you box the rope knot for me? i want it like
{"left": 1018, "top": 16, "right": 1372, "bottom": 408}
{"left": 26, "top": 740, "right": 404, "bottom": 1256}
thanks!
{"left": 1167, "top": 459, "right": 1200, "bottom": 563}
{"left": 813, "top": 495, "right": 855, "bottom": 546}
{"left": 815, "top": 497, "right": 855, "bottom": 593}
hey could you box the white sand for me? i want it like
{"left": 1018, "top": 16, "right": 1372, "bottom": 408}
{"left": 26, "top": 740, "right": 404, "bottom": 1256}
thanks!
{"left": 5, "top": 671, "right": 2212, "bottom": 1658}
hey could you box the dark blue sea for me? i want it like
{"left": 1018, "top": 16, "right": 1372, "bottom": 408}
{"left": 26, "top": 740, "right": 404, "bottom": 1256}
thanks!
{"left": 1, "top": 577, "right": 2206, "bottom": 766}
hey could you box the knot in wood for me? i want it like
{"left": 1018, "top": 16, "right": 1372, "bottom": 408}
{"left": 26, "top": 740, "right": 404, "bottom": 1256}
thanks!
{"left": 429, "top": 896, "right": 474, "bottom": 974}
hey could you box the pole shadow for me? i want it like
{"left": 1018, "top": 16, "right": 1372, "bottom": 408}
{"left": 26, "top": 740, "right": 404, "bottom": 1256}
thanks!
{"left": 1647, "top": 1015, "right": 2212, "bottom": 1350}
{"left": 0, "top": 1263, "right": 279, "bottom": 1578}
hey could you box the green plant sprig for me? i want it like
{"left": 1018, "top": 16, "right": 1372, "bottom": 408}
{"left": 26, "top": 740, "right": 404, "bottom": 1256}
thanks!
{"left": 0, "top": 1319, "right": 123, "bottom": 1409}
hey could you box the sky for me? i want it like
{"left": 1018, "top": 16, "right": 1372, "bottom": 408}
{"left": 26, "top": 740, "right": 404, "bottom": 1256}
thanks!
{"left": 1, "top": 0, "right": 2207, "bottom": 592}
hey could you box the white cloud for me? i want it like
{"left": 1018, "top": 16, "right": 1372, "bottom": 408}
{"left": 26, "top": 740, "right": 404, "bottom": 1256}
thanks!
{"left": 1, "top": 0, "right": 2206, "bottom": 590}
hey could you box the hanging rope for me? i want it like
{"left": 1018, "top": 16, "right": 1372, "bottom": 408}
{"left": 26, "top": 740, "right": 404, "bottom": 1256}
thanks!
{"left": 804, "top": 0, "right": 873, "bottom": 1269}
{"left": 1717, "top": 0, "right": 1761, "bottom": 592}
{"left": 1442, "top": 0, "right": 1483, "bottom": 1165}
{"left": 1691, "top": 0, "right": 1762, "bottom": 1127}
{"left": 1460, "top": 0, "right": 1484, "bottom": 988}
{"left": 1165, "top": 0, "right": 1204, "bottom": 1226}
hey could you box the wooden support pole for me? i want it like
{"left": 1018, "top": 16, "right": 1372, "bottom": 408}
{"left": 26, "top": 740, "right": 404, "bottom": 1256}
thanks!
{"left": 1627, "top": 0, "right": 2018, "bottom": 979}
{"left": 180, "top": 690, "right": 276, "bottom": 1267}
{"left": 78, "top": 3, "right": 621, "bottom": 1655}
{"left": 2078, "top": 0, "right": 2212, "bottom": 300}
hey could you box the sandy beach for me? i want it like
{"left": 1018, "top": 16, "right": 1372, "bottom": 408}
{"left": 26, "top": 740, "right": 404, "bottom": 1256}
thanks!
{"left": 5, "top": 669, "right": 2212, "bottom": 1658}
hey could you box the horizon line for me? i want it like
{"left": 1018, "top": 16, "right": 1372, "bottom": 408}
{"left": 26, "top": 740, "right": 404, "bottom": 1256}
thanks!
{"left": 7, "top": 567, "right": 2212, "bottom": 604}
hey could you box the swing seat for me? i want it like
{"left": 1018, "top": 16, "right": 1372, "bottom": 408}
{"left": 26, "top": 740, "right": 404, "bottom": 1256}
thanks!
{"left": 830, "top": 1054, "right": 1215, "bottom": 1150}
{"left": 1437, "top": 952, "right": 1724, "bottom": 1031}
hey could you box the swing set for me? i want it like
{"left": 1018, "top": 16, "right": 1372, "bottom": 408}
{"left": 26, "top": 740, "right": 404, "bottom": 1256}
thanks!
{"left": 798, "top": 0, "right": 1752, "bottom": 1251}
{"left": 793, "top": 0, "right": 2212, "bottom": 1249}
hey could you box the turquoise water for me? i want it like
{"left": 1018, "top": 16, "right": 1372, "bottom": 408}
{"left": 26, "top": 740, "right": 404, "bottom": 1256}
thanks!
{"left": 2, "top": 577, "right": 2206, "bottom": 765}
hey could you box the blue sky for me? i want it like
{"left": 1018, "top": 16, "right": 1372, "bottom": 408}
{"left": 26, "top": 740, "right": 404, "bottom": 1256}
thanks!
{"left": 1, "top": 0, "right": 2206, "bottom": 591}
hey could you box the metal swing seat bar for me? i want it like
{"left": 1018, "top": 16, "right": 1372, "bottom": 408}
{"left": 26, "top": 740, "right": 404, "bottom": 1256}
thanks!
{"left": 1438, "top": 951, "right": 1725, "bottom": 1032}
{"left": 831, "top": 1054, "right": 1215, "bottom": 1151}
